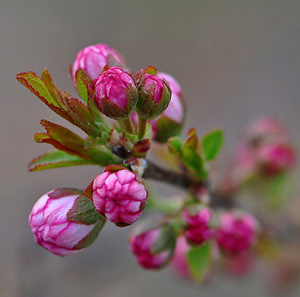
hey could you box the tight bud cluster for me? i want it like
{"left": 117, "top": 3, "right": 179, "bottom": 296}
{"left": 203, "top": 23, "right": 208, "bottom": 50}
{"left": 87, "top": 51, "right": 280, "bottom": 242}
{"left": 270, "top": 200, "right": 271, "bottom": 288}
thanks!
{"left": 72, "top": 44, "right": 185, "bottom": 140}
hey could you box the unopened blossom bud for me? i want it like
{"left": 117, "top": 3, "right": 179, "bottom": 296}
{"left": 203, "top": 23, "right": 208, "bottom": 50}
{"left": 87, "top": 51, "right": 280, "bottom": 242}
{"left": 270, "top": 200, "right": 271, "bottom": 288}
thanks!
{"left": 29, "top": 188, "right": 106, "bottom": 257}
{"left": 92, "top": 165, "right": 148, "bottom": 227}
{"left": 216, "top": 211, "right": 258, "bottom": 254}
{"left": 246, "top": 117, "right": 289, "bottom": 144}
{"left": 257, "top": 143, "right": 296, "bottom": 176}
{"left": 93, "top": 66, "right": 138, "bottom": 119}
{"left": 137, "top": 71, "right": 171, "bottom": 120}
{"left": 182, "top": 205, "right": 214, "bottom": 245}
{"left": 72, "top": 44, "right": 125, "bottom": 81}
{"left": 129, "top": 219, "right": 176, "bottom": 269}
{"left": 149, "top": 72, "right": 185, "bottom": 142}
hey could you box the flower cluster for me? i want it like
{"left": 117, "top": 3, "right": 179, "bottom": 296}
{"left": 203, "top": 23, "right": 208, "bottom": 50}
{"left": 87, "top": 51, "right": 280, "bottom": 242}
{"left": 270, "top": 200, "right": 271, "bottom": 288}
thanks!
{"left": 17, "top": 43, "right": 297, "bottom": 288}
{"left": 22, "top": 43, "right": 186, "bottom": 256}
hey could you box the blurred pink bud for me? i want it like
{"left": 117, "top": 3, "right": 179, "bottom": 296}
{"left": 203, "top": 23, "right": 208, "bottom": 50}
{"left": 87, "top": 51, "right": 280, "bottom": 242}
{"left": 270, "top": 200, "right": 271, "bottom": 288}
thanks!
{"left": 257, "top": 143, "right": 296, "bottom": 176}
{"left": 92, "top": 166, "right": 148, "bottom": 227}
{"left": 216, "top": 211, "right": 258, "bottom": 254}
{"left": 72, "top": 44, "right": 125, "bottom": 81}
{"left": 137, "top": 72, "right": 171, "bottom": 120}
{"left": 29, "top": 188, "right": 105, "bottom": 257}
{"left": 182, "top": 205, "right": 214, "bottom": 246}
{"left": 149, "top": 72, "right": 185, "bottom": 142}
{"left": 171, "top": 236, "right": 191, "bottom": 279}
{"left": 247, "top": 117, "right": 289, "bottom": 143}
{"left": 157, "top": 72, "right": 184, "bottom": 123}
{"left": 93, "top": 66, "right": 138, "bottom": 119}
{"left": 129, "top": 220, "right": 176, "bottom": 269}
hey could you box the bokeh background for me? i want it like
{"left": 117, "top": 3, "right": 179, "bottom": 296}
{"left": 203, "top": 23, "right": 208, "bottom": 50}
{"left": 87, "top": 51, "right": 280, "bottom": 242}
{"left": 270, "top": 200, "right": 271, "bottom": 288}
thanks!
{"left": 1, "top": 0, "right": 300, "bottom": 296}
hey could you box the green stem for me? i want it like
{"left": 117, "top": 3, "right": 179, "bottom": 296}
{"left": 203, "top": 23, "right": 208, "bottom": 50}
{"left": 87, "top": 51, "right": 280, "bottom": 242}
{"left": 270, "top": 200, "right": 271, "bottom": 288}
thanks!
{"left": 138, "top": 117, "right": 147, "bottom": 139}
{"left": 121, "top": 118, "right": 134, "bottom": 134}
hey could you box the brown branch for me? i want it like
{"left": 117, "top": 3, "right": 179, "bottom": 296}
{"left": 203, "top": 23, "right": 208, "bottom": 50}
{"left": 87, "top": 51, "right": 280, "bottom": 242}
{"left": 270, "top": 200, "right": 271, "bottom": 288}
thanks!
{"left": 143, "top": 160, "right": 206, "bottom": 189}
{"left": 143, "top": 160, "right": 237, "bottom": 209}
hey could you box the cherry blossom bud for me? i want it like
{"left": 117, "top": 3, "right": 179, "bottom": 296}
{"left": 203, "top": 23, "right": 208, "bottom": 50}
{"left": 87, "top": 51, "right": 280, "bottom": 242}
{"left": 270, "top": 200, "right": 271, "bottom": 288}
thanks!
{"left": 92, "top": 165, "right": 148, "bottom": 227}
{"left": 247, "top": 117, "right": 289, "bottom": 143}
{"left": 257, "top": 143, "right": 296, "bottom": 176}
{"left": 129, "top": 219, "right": 176, "bottom": 269}
{"left": 136, "top": 71, "right": 171, "bottom": 120}
{"left": 182, "top": 205, "right": 214, "bottom": 246}
{"left": 29, "top": 188, "right": 106, "bottom": 257}
{"left": 72, "top": 44, "right": 125, "bottom": 81}
{"left": 93, "top": 67, "right": 138, "bottom": 119}
{"left": 151, "top": 72, "right": 185, "bottom": 142}
{"left": 216, "top": 211, "right": 258, "bottom": 254}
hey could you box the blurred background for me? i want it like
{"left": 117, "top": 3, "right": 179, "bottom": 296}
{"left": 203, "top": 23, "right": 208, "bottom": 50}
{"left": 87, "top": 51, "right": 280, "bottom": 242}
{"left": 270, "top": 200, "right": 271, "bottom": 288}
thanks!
{"left": 1, "top": 0, "right": 300, "bottom": 296}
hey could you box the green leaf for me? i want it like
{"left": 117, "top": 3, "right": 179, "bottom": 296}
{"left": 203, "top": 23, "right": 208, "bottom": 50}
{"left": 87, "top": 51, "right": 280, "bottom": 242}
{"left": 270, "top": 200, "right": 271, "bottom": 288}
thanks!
{"left": 16, "top": 70, "right": 103, "bottom": 136}
{"left": 84, "top": 135, "right": 109, "bottom": 150}
{"left": 186, "top": 242, "right": 212, "bottom": 282}
{"left": 202, "top": 129, "right": 224, "bottom": 161}
{"left": 168, "top": 136, "right": 183, "bottom": 156}
{"left": 40, "top": 68, "right": 65, "bottom": 108}
{"left": 34, "top": 120, "right": 88, "bottom": 157}
{"left": 265, "top": 173, "right": 292, "bottom": 210}
{"left": 28, "top": 150, "right": 96, "bottom": 172}
{"left": 181, "top": 146, "right": 207, "bottom": 178}
{"left": 86, "top": 145, "right": 122, "bottom": 166}
{"left": 16, "top": 71, "right": 59, "bottom": 107}
{"left": 40, "top": 119, "right": 85, "bottom": 149}
{"left": 155, "top": 116, "right": 183, "bottom": 143}
{"left": 75, "top": 69, "right": 89, "bottom": 103}
{"left": 143, "top": 122, "right": 153, "bottom": 141}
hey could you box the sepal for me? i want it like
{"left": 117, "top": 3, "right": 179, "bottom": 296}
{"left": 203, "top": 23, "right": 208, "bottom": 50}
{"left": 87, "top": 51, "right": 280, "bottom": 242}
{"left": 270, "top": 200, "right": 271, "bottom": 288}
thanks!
{"left": 67, "top": 194, "right": 105, "bottom": 225}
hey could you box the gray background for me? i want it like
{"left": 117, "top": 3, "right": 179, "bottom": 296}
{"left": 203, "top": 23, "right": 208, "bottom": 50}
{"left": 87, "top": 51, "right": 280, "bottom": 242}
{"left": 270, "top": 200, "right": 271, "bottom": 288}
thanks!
{"left": 1, "top": 0, "right": 300, "bottom": 296}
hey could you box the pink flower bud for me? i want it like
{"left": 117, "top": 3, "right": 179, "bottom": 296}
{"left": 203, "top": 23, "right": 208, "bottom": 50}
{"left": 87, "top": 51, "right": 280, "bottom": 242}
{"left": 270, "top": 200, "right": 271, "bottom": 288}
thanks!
{"left": 157, "top": 72, "right": 184, "bottom": 123}
{"left": 93, "top": 66, "right": 138, "bottom": 119}
{"left": 151, "top": 72, "right": 185, "bottom": 142}
{"left": 92, "top": 166, "right": 148, "bottom": 227}
{"left": 216, "top": 211, "right": 258, "bottom": 254}
{"left": 182, "top": 205, "right": 214, "bottom": 245}
{"left": 129, "top": 219, "right": 176, "bottom": 269}
{"left": 72, "top": 44, "right": 125, "bottom": 81}
{"left": 29, "top": 188, "right": 105, "bottom": 257}
{"left": 137, "top": 71, "right": 171, "bottom": 120}
{"left": 247, "top": 117, "right": 290, "bottom": 143}
{"left": 257, "top": 143, "right": 296, "bottom": 176}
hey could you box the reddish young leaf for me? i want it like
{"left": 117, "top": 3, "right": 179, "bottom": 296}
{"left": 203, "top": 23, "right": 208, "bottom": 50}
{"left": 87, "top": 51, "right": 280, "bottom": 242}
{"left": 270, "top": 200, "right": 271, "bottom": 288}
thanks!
{"left": 28, "top": 150, "right": 96, "bottom": 172}
{"left": 59, "top": 91, "right": 101, "bottom": 137}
